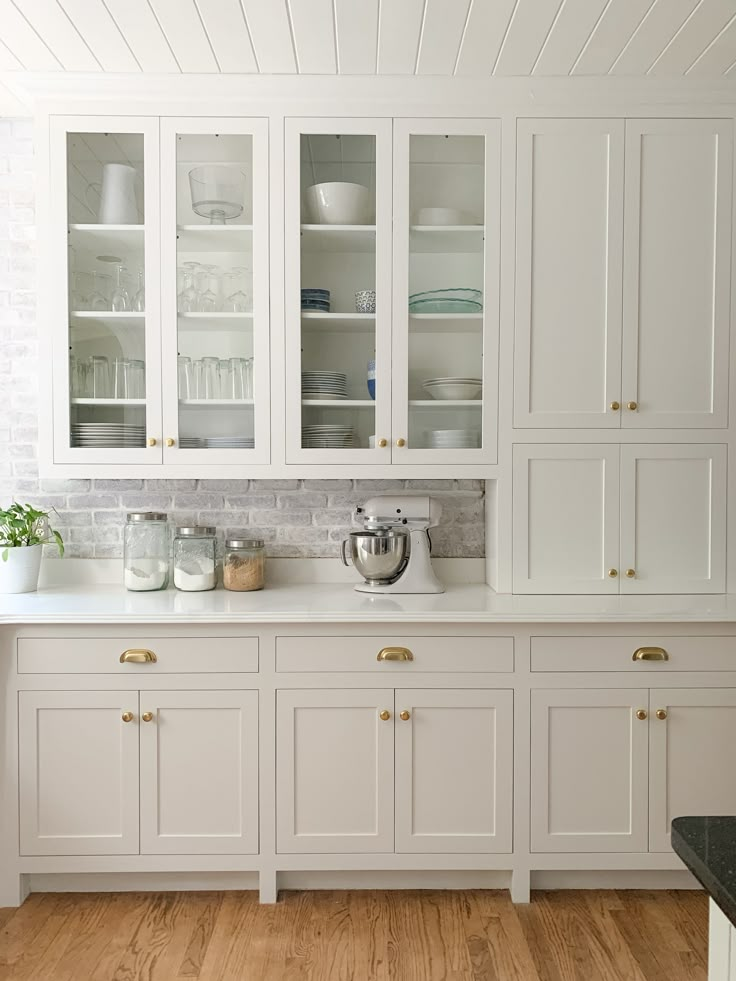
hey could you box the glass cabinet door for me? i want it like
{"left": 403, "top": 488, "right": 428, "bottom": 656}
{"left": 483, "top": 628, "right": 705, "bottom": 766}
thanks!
{"left": 392, "top": 119, "right": 500, "bottom": 464}
{"left": 51, "top": 116, "right": 161, "bottom": 463}
{"left": 285, "top": 118, "right": 392, "bottom": 463}
{"left": 160, "top": 118, "right": 270, "bottom": 463}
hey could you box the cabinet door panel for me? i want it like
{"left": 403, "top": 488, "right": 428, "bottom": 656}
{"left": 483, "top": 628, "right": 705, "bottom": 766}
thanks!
{"left": 395, "top": 689, "right": 513, "bottom": 853}
{"left": 620, "top": 444, "right": 727, "bottom": 594}
{"left": 19, "top": 691, "right": 139, "bottom": 856}
{"left": 531, "top": 689, "right": 649, "bottom": 853}
{"left": 139, "top": 690, "right": 258, "bottom": 855}
{"left": 277, "top": 689, "right": 394, "bottom": 853}
{"left": 514, "top": 119, "right": 624, "bottom": 428}
{"left": 622, "top": 119, "right": 732, "bottom": 428}
{"left": 650, "top": 689, "right": 736, "bottom": 853}
{"left": 513, "top": 444, "right": 620, "bottom": 594}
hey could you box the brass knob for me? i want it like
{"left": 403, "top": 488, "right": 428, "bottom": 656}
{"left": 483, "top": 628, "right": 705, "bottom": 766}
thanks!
{"left": 610, "top": 401, "right": 620, "bottom": 411}
{"left": 399, "top": 710, "right": 411, "bottom": 721}
{"left": 166, "top": 437, "right": 175, "bottom": 447}
{"left": 625, "top": 569, "right": 636, "bottom": 578}
{"left": 378, "top": 438, "right": 387, "bottom": 448}
{"left": 122, "top": 712, "right": 134, "bottom": 723}
{"left": 655, "top": 709, "right": 667, "bottom": 721}
{"left": 608, "top": 568, "right": 618, "bottom": 578}
{"left": 627, "top": 401, "right": 638, "bottom": 411}
{"left": 379, "top": 710, "right": 391, "bottom": 721}
{"left": 396, "top": 438, "right": 406, "bottom": 447}
{"left": 147, "top": 437, "right": 157, "bottom": 447}
{"left": 142, "top": 712, "right": 154, "bottom": 722}
{"left": 636, "top": 709, "right": 647, "bottom": 721}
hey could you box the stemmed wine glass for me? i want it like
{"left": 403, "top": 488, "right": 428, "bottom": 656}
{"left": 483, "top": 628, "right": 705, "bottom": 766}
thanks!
{"left": 223, "top": 266, "right": 250, "bottom": 313}
{"left": 177, "top": 262, "right": 200, "bottom": 312}
{"left": 132, "top": 269, "right": 145, "bottom": 312}
{"left": 111, "top": 263, "right": 130, "bottom": 312}
{"left": 87, "top": 271, "right": 108, "bottom": 311}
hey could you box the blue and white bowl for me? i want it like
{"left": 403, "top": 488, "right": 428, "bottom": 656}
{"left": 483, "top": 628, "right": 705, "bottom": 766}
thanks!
{"left": 355, "top": 289, "right": 376, "bottom": 313}
{"left": 367, "top": 359, "right": 376, "bottom": 400}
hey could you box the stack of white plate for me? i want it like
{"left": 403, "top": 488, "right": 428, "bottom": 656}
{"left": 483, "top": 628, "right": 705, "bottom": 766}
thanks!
{"left": 302, "top": 424, "right": 354, "bottom": 448}
{"left": 180, "top": 436, "right": 255, "bottom": 449}
{"left": 71, "top": 423, "right": 146, "bottom": 448}
{"left": 302, "top": 371, "right": 348, "bottom": 400}
{"left": 428, "top": 428, "right": 480, "bottom": 449}
{"left": 423, "top": 377, "right": 482, "bottom": 400}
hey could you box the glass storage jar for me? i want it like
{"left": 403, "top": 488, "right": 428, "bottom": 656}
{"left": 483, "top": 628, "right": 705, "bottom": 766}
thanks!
{"left": 123, "top": 512, "right": 169, "bottom": 591}
{"left": 173, "top": 526, "right": 217, "bottom": 591}
{"left": 223, "top": 537, "right": 265, "bottom": 591}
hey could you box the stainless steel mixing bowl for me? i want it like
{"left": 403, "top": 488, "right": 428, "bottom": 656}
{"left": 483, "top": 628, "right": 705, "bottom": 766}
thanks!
{"left": 341, "top": 529, "right": 409, "bottom": 584}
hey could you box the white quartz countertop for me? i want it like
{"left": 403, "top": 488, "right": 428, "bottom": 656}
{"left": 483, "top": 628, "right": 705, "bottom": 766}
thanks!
{"left": 3, "top": 583, "right": 736, "bottom": 624}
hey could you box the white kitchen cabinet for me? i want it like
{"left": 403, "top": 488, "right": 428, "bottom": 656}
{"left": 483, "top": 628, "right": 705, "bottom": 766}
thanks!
{"left": 19, "top": 691, "right": 140, "bottom": 856}
{"left": 622, "top": 119, "right": 732, "bottom": 429}
{"left": 394, "top": 688, "right": 513, "bottom": 854}
{"left": 514, "top": 119, "right": 624, "bottom": 429}
{"left": 514, "top": 444, "right": 727, "bottom": 594}
{"left": 514, "top": 117, "right": 733, "bottom": 430}
{"left": 139, "top": 690, "right": 259, "bottom": 855}
{"left": 649, "top": 689, "right": 736, "bottom": 853}
{"left": 531, "top": 689, "right": 650, "bottom": 853}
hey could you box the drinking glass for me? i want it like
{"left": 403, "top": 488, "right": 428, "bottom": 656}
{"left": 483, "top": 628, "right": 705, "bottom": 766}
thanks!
{"left": 197, "top": 264, "right": 221, "bottom": 313}
{"left": 132, "top": 269, "right": 145, "bottom": 312}
{"left": 244, "top": 357, "right": 254, "bottom": 399}
{"left": 228, "top": 358, "right": 248, "bottom": 400}
{"left": 88, "top": 271, "right": 108, "bottom": 311}
{"left": 223, "top": 265, "right": 250, "bottom": 312}
{"left": 88, "top": 355, "right": 110, "bottom": 398}
{"left": 70, "top": 271, "right": 90, "bottom": 311}
{"left": 177, "top": 262, "right": 201, "bottom": 312}
{"left": 129, "top": 359, "right": 145, "bottom": 399}
{"left": 201, "top": 356, "right": 220, "bottom": 399}
{"left": 178, "top": 356, "right": 193, "bottom": 400}
{"left": 111, "top": 263, "right": 130, "bottom": 312}
{"left": 112, "top": 357, "right": 132, "bottom": 399}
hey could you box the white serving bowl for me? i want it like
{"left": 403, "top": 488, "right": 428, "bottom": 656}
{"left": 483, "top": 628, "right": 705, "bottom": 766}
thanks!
{"left": 304, "top": 182, "right": 372, "bottom": 225}
{"left": 423, "top": 381, "right": 482, "bottom": 400}
{"left": 414, "top": 207, "right": 465, "bottom": 225}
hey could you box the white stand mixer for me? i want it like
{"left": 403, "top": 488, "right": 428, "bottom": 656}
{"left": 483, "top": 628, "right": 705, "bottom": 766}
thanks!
{"left": 341, "top": 495, "right": 445, "bottom": 594}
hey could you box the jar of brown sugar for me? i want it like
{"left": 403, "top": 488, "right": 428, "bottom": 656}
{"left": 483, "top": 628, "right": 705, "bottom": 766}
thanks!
{"left": 223, "top": 537, "right": 265, "bottom": 591}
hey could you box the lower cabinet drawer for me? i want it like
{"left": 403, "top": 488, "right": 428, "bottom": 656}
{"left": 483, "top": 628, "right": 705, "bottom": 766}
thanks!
{"left": 530, "top": 635, "right": 736, "bottom": 672}
{"left": 275, "top": 636, "right": 513, "bottom": 672}
{"left": 17, "top": 637, "right": 259, "bottom": 673}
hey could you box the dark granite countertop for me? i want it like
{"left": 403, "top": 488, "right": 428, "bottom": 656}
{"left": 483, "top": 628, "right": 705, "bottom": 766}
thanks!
{"left": 672, "top": 817, "right": 736, "bottom": 925}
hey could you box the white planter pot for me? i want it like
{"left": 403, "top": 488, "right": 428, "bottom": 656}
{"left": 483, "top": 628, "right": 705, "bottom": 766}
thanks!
{"left": 0, "top": 544, "right": 43, "bottom": 593}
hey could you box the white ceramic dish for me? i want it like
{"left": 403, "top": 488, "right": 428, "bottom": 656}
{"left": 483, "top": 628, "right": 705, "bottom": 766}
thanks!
{"left": 423, "top": 380, "right": 482, "bottom": 400}
{"left": 304, "top": 182, "right": 372, "bottom": 225}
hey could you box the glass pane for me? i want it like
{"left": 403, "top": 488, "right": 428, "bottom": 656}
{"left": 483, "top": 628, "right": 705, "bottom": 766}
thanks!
{"left": 407, "top": 134, "right": 485, "bottom": 451}
{"left": 299, "top": 133, "right": 377, "bottom": 451}
{"left": 175, "top": 133, "right": 255, "bottom": 451}
{"left": 67, "top": 132, "right": 146, "bottom": 449}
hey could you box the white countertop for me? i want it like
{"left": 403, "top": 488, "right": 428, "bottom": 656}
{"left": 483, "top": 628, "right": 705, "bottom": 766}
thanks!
{"left": 3, "top": 583, "right": 736, "bottom": 624}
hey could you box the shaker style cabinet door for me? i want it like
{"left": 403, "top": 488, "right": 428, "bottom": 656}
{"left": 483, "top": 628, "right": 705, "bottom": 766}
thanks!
{"left": 276, "top": 689, "right": 394, "bottom": 853}
{"left": 139, "top": 690, "right": 259, "bottom": 855}
{"left": 18, "top": 691, "right": 140, "bottom": 856}
{"left": 531, "top": 689, "right": 649, "bottom": 853}
{"left": 394, "top": 689, "right": 513, "bottom": 854}
{"left": 622, "top": 120, "right": 732, "bottom": 429}
{"left": 649, "top": 689, "right": 736, "bottom": 853}
{"left": 619, "top": 444, "right": 727, "bottom": 594}
{"left": 513, "top": 445, "right": 620, "bottom": 594}
{"left": 514, "top": 119, "right": 624, "bottom": 429}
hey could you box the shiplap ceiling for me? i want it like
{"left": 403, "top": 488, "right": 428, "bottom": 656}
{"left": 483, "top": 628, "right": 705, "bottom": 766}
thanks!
{"left": 1, "top": 0, "right": 736, "bottom": 80}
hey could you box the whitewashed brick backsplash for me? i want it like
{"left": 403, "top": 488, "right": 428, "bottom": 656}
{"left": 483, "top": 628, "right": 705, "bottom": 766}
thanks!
{"left": 0, "top": 120, "right": 485, "bottom": 559}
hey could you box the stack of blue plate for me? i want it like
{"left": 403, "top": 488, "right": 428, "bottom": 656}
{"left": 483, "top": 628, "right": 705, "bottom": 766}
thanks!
{"left": 301, "top": 288, "right": 330, "bottom": 312}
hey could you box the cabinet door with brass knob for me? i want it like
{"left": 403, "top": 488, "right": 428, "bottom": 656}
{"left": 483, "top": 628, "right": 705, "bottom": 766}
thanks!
{"left": 18, "top": 690, "right": 140, "bottom": 855}
{"left": 394, "top": 689, "right": 513, "bottom": 854}
{"left": 139, "top": 690, "right": 259, "bottom": 855}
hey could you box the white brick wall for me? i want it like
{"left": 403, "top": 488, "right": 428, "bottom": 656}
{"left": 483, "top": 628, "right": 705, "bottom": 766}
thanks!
{"left": 0, "top": 120, "right": 485, "bottom": 558}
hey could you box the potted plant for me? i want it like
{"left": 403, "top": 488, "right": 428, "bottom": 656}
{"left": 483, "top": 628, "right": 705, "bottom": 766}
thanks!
{"left": 0, "top": 502, "right": 65, "bottom": 594}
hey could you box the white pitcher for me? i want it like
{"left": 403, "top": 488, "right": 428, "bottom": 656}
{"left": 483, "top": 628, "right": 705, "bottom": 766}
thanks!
{"left": 87, "top": 163, "right": 139, "bottom": 224}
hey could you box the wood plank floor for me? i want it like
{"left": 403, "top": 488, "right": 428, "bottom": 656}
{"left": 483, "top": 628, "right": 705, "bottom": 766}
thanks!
{"left": 0, "top": 889, "right": 708, "bottom": 981}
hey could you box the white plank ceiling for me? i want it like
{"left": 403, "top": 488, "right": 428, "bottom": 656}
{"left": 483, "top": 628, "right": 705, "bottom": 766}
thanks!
{"left": 1, "top": 0, "right": 736, "bottom": 79}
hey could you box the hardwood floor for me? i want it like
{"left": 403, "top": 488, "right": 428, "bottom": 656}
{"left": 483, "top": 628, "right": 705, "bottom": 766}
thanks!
{"left": 0, "top": 889, "right": 708, "bottom": 981}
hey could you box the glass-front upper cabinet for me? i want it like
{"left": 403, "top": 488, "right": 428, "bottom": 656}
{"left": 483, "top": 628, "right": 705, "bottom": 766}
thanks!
{"left": 285, "top": 119, "right": 392, "bottom": 463}
{"left": 160, "top": 118, "right": 270, "bottom": 464}
{"left": 50, "top": 116, "right": 161, "bottom": 464}
{"left": 392, "top": 119, "right": 500, "bottom": 463}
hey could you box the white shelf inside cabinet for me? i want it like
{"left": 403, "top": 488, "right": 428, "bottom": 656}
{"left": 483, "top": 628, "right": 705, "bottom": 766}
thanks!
{"left": 68, "top": 224, "right": 144, "bottom": 253}
{"left": 176, "top": 225, "right": 253, "bottom": 251}
{"left": 179, "top": 399, "right": 254, "bottom": 407}
{"left": 300, "top": 224, "right": 376, "bottom": 253}
{"left": 409, "top": 400, "right": 483, "bottom": 408}
{"left": 301, "top": 312, "right": 375, "bottom": 332}
{"left": 409, "top": 225, "right": 484, "bottom": 253}
{"left": 301, "top": 400, "right": 375, "bottom": 408}
{"left": 178, "top": 312, "right": 253, "bottom": 331}
{"left": 71, "top": 398, "right": 146, "bottom": 407}
{"left": 70, "top": 312, "right": 144, "bottom": 321}
{"left": 409, "top": 313, "right": 483, "bottom": 332}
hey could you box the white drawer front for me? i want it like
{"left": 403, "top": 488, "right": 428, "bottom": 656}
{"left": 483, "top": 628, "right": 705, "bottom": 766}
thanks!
{"left": 275, "top": 636, "right": 513, "bottom": 673}
{"left": 530, "top": 636, "right": 736, "bottom": 672}
{"left": 17, "top": 637, "right": 259, "bottom": 674}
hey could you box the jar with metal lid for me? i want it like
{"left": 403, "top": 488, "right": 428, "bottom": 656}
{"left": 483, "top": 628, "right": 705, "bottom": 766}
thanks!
{"left": 223, "top": 536, "right": 265, "bottom": 592}
{"left": 173, "top": 526, "right": 217, "bottom": 591}
{"left": 123, "top": 512, "right": 169, "bottom": 591}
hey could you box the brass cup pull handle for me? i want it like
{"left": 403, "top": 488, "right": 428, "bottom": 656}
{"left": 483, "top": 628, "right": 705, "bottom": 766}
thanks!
{"left": 142, "top": 712, "right": 154, "bottom": 723}
{"left": 120, "top": 649, "right": 158, "bottom": 664}
{"left": 122, "top": 712, "right": 134, "bottom": 723}
{"left": 379, "top": 710, "right": 391, "bottom": 721}
{"left": 399, "top": 710, "right": 411, "bottom": 721}
{"left": 655, "top": 709, "right": 667, "bottom": 721}
{"left": 636, "top": 709, "right": 648, "bottom": 721}
{"left": 632, "top": 646, "right": 669, "bottom": 662}
{"left": 377, "top": 647, "right": 414, "bottom": 662}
